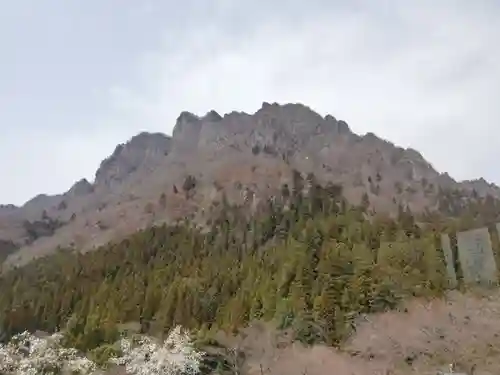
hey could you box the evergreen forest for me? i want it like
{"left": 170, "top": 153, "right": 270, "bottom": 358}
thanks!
{"left": 1, "top": 171, "right": 500, "bottom": 365}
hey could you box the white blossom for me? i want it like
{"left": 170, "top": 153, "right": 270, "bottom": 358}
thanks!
{"left": 0, "top": 326, "right": 202, "bottom": 375}
{"left": 109, "top": 326, "right": 203, "bottom": 375}
{"left": 0, "top": 331, "right": 97, "bottom": 375}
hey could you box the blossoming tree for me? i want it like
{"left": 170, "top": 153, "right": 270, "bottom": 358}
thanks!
{"left": 0, "top": 326, "right": 204, "bottom": 375}
{"left": 109, "top": 326, "right": 203, "bottom": 375}
{"left": 0, "top": 331, "right": 97, "bottom": 374}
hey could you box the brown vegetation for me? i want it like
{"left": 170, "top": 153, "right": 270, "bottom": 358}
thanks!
{"left": 220, "top": 291, "right": 500, "bottom": 375}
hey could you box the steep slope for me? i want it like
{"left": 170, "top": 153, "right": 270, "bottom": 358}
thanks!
{"left": 1, "top": 102, "right": 499, "bottom": 267}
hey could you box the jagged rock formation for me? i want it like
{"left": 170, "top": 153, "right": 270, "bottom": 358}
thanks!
{"left": 1, "top": 102, "right": 499, "bottom": 267}
{"left": 67, "top": 178, "right": 94, "bottom": 197}
{"left": 94, "top": 132, "right": 172, "bottom": 189}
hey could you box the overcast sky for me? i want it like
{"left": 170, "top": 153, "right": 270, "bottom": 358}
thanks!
{"left": 1, "top": 0, "right": 499, "bottom": 205}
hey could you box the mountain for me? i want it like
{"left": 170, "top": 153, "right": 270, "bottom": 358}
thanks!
{"left": 1, "top": 102, "right": 499, "bottom": 267}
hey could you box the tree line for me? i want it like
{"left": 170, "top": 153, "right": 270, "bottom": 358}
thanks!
{"left": 1, "top": 171, "right": 499, "bottom": 364}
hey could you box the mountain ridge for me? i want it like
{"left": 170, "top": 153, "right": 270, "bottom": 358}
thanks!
{"left": 1, "top": 101, "right": 499, "bottom": 267}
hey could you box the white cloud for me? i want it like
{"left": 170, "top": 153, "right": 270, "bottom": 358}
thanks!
{"left": 108, "top": 0, "right": 500, "bottom": 186}
{"left": 2, "top": 0, "right": 500, "bottom": 204}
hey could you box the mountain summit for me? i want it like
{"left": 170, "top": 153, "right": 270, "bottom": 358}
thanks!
{"left": 1, "top": 102, "right": 499, "bottom": 267}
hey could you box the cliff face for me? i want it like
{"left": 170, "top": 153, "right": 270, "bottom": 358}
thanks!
{"left": 1, "top": 102, "right": 499, "bottom": 267}
{"left": 94, "top": 132, "right": 172, "bottom": 190}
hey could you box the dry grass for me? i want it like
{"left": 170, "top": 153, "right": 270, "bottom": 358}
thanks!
{"left": 228, "top": 290, "right": 500, "bottom": 375}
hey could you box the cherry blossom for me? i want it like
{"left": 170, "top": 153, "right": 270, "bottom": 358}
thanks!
{"left": 109, "top": 326, "right": 203, "bottom": 375}
{"left": 0, "top": 331, "right": 97, "bottom": 374}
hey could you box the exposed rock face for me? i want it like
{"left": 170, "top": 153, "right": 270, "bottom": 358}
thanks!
{"left": 171, "top": 112, "right": 204, "bottom": 155}
{"left": 67, "top": 179, "right": 94, "bottom": 197}
{"left": 461, "top": 177, "right": 500, "bottom": 197}
{"left": 94, "top": 132, "right": 171, "bottom": 189}
{"left": 1, "top": 102, "right": 499, "bottom": 267}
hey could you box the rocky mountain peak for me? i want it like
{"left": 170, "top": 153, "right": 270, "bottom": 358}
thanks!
{"left": 3, "top": 101, "right": 500, "bottom": 268}
{"left": 67, "top": 178, "right": 94, "bottom": 197}
{"left": 202, "top": 110, "right": 222, "bottom": 123}
{"left": 323, "top": 115, "right": 352, "bottom": 136}
{"left": 171, "top": 111, "right": 204, "bottom": 154}
{"left": 20, "top": 194, "right": 62, "bottom": 219}
{"left": 94, "top": 132, "right": 171, "bottom": 189}
{"left": 255, "top": 102, "right": 321, "bottom": 119}
{"left": 128, "top": 132, "right": 171, "bottom": 149}
{"left": 253, "top": 102, "right": 324, "bottom": 137}
{"left": 336, "top": 120, "right": 351, "bottom": 134}
{"left": 247, "top": 103, "right": 356, "bottom": 158}
{"left": 460, "top": 177, "right": 500, "bottom": 197}
{"left": 170, "top": 103, "right": 355, "bottom": 158}
{"left": 172, "top": 111, "right": 200, "bottom": 135}
{"left": 24, "top": 194, "right": 51, "bottom": 208}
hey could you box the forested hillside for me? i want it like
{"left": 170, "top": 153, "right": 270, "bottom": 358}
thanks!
{"left": 2, "top": 171, "right": 500, "bottom": 368}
